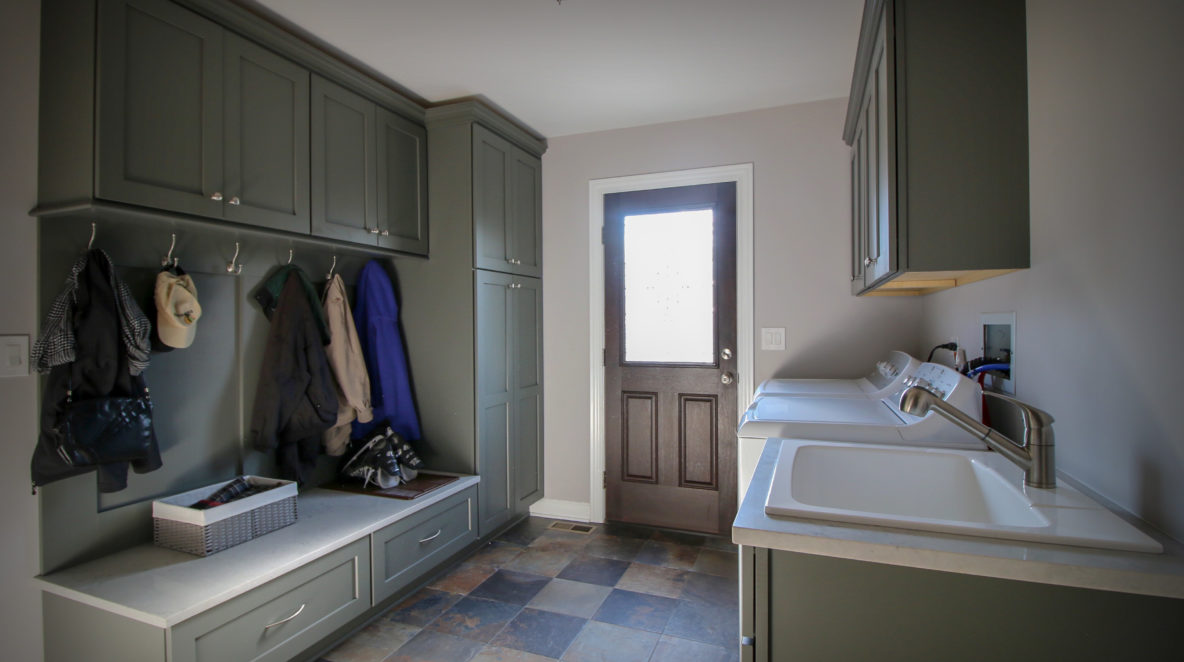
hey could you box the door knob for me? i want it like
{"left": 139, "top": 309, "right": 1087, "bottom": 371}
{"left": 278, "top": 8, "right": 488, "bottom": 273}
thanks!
{"left": 368, "top": 227, "right": 380, "bottom": 234}
{"left": 721, "top": 372, "right": 734, "bottom": 385}
{"left": 228, "top": 196, "right": 241, "bottom": 206}
{"left": 210, "top": 192, "right": 223, "bottom": 201}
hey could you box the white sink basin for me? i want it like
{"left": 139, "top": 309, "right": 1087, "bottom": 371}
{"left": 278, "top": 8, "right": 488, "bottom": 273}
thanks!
{"left": 765, "top": 440, "right": 1162, "bottom": 553}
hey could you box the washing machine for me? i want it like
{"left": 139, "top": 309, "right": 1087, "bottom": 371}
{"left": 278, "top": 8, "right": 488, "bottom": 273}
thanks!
{"left": 737, "top": 362, "right": 986, "bottom": 497}
{"left": 753, "top": 350, "right": 920, "bottom": 400}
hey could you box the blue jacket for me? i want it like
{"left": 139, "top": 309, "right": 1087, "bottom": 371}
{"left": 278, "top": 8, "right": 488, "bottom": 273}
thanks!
{"left": 351, "top": 261, "right": 422, "bottom": 441}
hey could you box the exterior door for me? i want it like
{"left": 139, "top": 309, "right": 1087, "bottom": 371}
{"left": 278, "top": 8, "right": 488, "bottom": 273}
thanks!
{"left": 604, "top": 182, "right": 738, "bottom": 535}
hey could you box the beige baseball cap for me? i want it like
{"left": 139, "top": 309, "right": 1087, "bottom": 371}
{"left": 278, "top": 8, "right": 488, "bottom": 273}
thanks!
{"left": 154, "top": 271, "right": 202, "bottom": 349}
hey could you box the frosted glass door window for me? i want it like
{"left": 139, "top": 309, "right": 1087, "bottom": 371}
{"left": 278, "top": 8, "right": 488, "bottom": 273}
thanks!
{"left": 623, "top": 209, "right": 715, "bottom": 363}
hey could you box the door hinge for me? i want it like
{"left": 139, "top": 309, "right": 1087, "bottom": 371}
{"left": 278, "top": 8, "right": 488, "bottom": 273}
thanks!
{"left": 603, "top": 470, "right": 607, "bottom": 489}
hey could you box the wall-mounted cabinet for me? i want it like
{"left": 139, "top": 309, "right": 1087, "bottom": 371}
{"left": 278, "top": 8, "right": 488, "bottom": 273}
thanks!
{"left": 97, "top": 0, "right": 310, "bottom": 233}
{"left": 311, "top": 76, "right": 428, "bottom": 254}
{"left": 843, "top": 0, "right": 1030, "bottom": 296}
{"left": 473, "top": 125, "right": 542, "bottom": 278}
{"left": 39, "top": 0, "right": 427, "bottom": 255}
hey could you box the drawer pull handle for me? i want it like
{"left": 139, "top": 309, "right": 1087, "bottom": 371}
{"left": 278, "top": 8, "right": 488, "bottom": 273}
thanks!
{"left": 263, "top": 603, "right": 305, "bottom": 631}
{"left": 418, "top": 529, "right": 442, "bottom": 544}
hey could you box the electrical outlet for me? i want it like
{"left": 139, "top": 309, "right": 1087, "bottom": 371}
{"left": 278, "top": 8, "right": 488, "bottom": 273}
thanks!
{"left": 0, "top": 335, "right": 30, "bottom": 378}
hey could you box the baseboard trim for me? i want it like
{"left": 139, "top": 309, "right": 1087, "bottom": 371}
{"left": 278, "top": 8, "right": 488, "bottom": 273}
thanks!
{"left": 528, "top": 498, "right": 592, "bottom": 522}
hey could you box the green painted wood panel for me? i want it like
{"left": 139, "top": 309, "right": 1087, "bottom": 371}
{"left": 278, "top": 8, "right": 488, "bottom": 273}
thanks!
{"left": 96, "top": 0, "right": 224, "bottom": 218}
{"left": 512, "top": 277, "right": 543, "bottom": 511}
{"left": 171, "top": 538, "right": 370, "bottom": 662}
{"left": 311, "top": 74, "right": 377, "bottom": 245}
{"left": 509, "top": 151, "right": 543, "bottom": 278}
{"left": 376, "top": 107, "right": 428, "bottom": 255}
{"left": 476, "top": 270, "right": 514, "bottom": 535}
{"left": 43, "top": 592, "right": 165, "bottom": 662}
{"left": 758, "top": 549, "right": 1184, "bottom": 660}
{"left": 473, "top": 124, "right": 511, "bottom": 272}
{"left": 223, "top": 33, "right": 310, "bottom": 233}
{"left": 371, "top": 486, "right": 477, "bottom": 604}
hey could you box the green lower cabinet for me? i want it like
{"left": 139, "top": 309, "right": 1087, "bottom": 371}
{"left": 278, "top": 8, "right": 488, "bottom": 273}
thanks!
{"left": 744, "top": 547, "right": 1184, "bottom": 661}
{"left": 170, "top": 538, "right": 370, "bottom": 662}
{"left": 372, "top": 486, "right": 477, "bottom": 604}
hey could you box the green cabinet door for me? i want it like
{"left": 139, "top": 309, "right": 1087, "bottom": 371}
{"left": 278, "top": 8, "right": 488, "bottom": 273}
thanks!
{"left": 376, "top": 107, "right": 428, "bottom": 254}
{"left": 512, "top": 276, "right": 543, "bottom": 512}
{"left": 473, "top": 125, "right": 512, "bottom": 272}
{"left": 311, "top": 75, "right": 377, "bottom": 244}
{"left": 475, "top": 270, "right": 514, "bottom": 535}
{"left": 473, "top": 124, "right": 542, "bottom": 276}
{"left": 508, "top": 150, "right": 542, "bottom": 278}
{"left": 96, "top": 0, "right": 224, "bottom": 218}
{"left": 223, "top": 34, "right": 310, "bottom": 233}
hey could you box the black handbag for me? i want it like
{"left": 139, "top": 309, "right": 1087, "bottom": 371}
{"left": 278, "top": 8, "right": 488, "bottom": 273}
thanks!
{"left": 57, "top": 381, "right": 155, "bottom": 466}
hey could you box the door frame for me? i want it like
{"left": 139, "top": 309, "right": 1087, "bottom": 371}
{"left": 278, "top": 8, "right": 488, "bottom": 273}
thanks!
{"left": 588, "top": 164, "right": 754, "bottom": 524}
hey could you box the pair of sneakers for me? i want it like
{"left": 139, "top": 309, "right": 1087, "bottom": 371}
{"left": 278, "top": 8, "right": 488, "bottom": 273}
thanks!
{"left": 340, "top": 426, "right": 424, "bottom": 489}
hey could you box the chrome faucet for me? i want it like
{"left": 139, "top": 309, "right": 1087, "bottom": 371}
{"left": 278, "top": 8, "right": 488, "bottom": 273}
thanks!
{"left": 899, "top": 386, "right": 1056, "bottom": 488}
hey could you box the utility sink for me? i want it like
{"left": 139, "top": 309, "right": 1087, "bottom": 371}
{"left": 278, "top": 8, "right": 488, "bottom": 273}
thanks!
{"left": 765, "top": 439, "right": 1163, "bottom": 553}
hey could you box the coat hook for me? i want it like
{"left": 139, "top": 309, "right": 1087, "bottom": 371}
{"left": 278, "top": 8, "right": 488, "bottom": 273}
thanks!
{"left": 162, "top": 233, "right": 178, "bottom": 267}
{"left": 226, "top": 242, "right": 243, "bottom": 275}
{"left": 287, "top": 248, "right": 293, "bottom": 265}
{"left": 87, "top": 222, "right": 96, "bottom": 250}
{"left": 326, "top": 255, "right": 337, "bottom": 280}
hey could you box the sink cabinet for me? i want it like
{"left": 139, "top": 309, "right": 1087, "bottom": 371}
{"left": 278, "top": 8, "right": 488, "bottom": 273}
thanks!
{"left": 741, "top": 546, "right": 1184, "bottom": 661}
{"left": 844, "top": 0, "right": 1030, "bottom": 295}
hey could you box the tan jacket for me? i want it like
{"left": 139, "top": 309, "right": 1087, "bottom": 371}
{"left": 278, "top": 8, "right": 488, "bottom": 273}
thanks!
{"left": 321, "top": 274, "right": 373, "bottom": 455}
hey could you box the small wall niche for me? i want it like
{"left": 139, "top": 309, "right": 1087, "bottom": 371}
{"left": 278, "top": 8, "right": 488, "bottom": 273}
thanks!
{"left": 980, "top": 312, "right": 1016, "bottom": 395}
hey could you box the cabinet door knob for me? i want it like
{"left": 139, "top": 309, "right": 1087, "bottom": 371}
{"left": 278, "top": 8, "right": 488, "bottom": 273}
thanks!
{"left": 864, "top": 256, "right": 877, "bottom": 266}
{"left": 380, "top": 229, "right": 389, "bottom": 236}
{"left": 210, "top": 192, "right": 223, "bottom": 201}
{"left": 228, "top": 196, "right": 241, "bottom": 206}
{"left": 369, "top": 227, "right": 380, "bottom": 234}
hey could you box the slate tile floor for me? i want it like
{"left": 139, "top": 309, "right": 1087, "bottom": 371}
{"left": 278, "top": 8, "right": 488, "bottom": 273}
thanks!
{"left": 321, "top": 517, "right": 740, "bottom": 662}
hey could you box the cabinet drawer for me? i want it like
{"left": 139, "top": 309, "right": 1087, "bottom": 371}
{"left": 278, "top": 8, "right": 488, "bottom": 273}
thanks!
{"left": 171, "top": 537, "right": 370, "bottom": 662}
{"left": 372, "top": 486, "right": 477, "bottom": 604}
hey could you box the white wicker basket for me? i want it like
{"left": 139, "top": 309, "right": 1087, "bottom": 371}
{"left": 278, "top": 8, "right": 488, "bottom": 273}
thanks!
{"left": 152, "top": 476, "right": 298, "bottom": 556}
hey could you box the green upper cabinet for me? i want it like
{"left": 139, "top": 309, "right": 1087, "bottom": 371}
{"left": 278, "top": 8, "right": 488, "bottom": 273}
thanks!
{"left": 96, "top": 0, "right": 225, "bottom": 219}
{"left": 843, "top": 0, "right": 1029, "bottom": 296}
{"left": 222, "top": 34, "right": 310, "bottom": 233}
{"left": 311, "top": 75, "right": 429, "bottom": 255}
{"left": 376, "top": 107, "right": 429, "bottom": 254}
{"left": 473, "top": 124, "right": 542, "bottom": 277}
{"left": 96, "top": 0, "right": 310, "bottom": 233}
{"left": 311, "top": 75, "right": 377, "bottom": 245}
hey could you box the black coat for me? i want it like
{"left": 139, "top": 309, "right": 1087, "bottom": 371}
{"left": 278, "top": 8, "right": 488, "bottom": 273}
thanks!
{"left": 33, "top": 256, "right": 161, "bottom": 492}
{"left": 248, "top": 271, "right": 338, "bottom": 483}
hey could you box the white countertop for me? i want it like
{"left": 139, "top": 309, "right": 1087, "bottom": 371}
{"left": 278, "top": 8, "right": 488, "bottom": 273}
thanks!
{"left": 732, "top": 439, "right": 1184, "bottom": 599}
{"left": 37, "top": 476, "right": 479, "bottom": 627}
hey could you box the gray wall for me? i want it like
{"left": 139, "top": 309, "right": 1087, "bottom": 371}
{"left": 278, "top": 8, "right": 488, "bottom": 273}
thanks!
{"left": 0, "top": 0, "right": 44, "bottom": 659}
{"left": 540, "top": 99, "right": 923, "bottom": 507}
{"left": 920, "top": 0, "right": 1184, "bottom": 541}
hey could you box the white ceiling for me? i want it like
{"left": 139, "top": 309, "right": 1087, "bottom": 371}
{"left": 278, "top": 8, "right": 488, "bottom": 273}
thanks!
{"left": 252, "top": 0, "right": 864, "bottom": 138}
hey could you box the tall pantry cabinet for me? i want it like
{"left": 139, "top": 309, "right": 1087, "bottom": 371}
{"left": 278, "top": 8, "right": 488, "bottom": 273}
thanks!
{"left": 398, "top": 101, "right": 546, "bottom": 536}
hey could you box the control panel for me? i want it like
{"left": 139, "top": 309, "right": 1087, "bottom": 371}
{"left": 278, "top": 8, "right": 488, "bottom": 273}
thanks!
{"left": 885, "top": 362, "right": 981, "bottom": 424}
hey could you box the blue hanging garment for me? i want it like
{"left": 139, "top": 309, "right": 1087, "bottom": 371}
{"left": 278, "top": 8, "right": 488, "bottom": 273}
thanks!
{"left": 351, "top": 260, "right": 422, "bottom": 441}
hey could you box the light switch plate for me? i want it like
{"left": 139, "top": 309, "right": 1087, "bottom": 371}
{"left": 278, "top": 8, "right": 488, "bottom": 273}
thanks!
{"left": 760, "top": 327, "right": 786, "bottom": 351}
{"left": 0, "top": 335, "right": 30, "bottom": 378}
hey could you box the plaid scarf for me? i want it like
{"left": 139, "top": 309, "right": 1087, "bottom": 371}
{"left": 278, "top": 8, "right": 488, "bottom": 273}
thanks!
{"left": 31, "top": 249, "right": 152, "bottom": 375}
